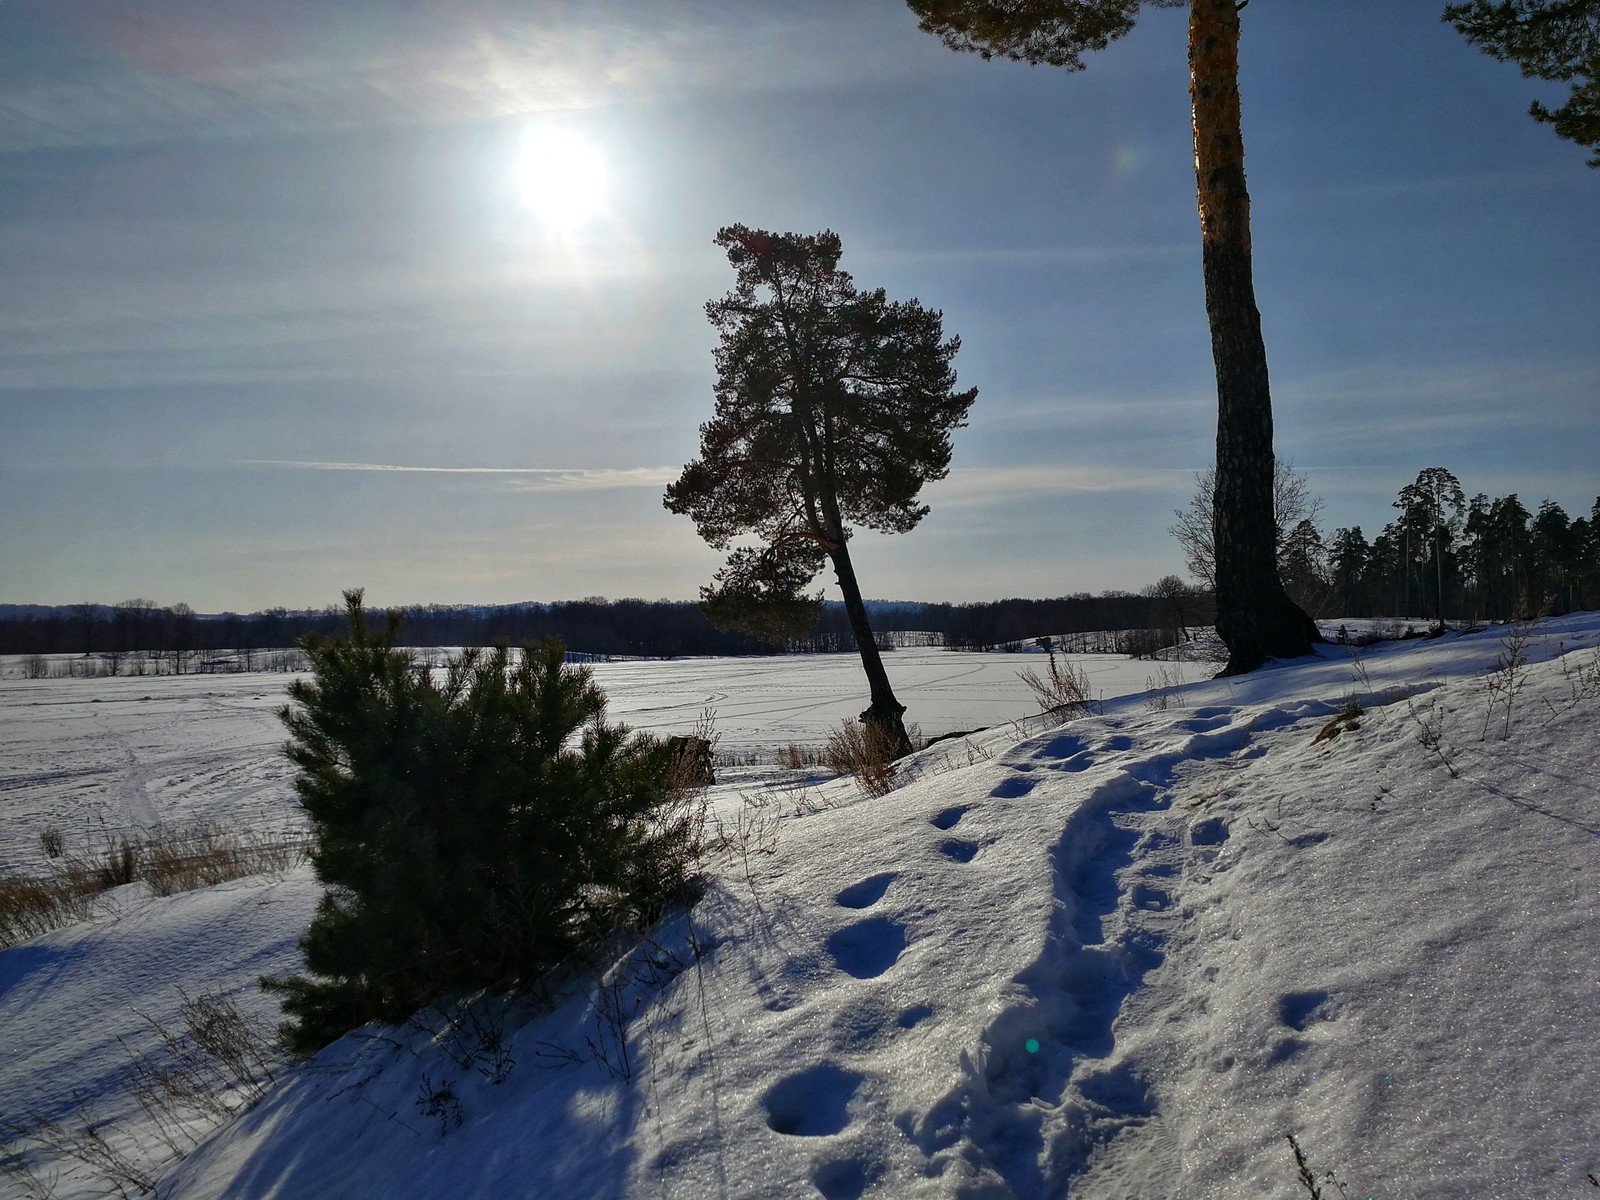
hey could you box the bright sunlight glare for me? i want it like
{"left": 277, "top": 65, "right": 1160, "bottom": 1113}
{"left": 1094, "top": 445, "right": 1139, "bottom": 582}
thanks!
{"left": 516, "top": 128, "right": 607, "bottom": 228}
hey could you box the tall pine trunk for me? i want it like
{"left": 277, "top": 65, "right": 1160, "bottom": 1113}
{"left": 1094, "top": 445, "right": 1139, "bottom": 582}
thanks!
{"left": 827, "top": 543, "right": 912, "bottom": 757}
{"left": 1190, "top": 0, "right": 1319, "bottom": 675}
{"left": 814, "top": 412, "right": 913, "bottom": 759}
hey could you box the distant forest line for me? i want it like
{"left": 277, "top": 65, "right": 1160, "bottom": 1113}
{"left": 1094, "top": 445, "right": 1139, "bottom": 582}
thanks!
{"left": 0, "top": 592, "right": 1187, "bottom": 664}
{"left": 4, "top": 474, "right": 1595, "bottom": 668}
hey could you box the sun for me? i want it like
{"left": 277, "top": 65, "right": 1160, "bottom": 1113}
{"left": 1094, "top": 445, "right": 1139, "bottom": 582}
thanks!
{"left": 516, "top": 128, "right": 607, "bottom": 228}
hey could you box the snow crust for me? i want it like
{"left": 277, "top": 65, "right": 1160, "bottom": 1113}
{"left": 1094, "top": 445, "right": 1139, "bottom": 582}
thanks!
{"left": 3, "top": 619, "right": 1598, "bottom": 1198}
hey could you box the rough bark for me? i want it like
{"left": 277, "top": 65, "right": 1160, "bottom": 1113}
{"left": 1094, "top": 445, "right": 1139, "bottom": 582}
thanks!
{"left": 1190, "top": 0, "right": 1320, "bottom": 676}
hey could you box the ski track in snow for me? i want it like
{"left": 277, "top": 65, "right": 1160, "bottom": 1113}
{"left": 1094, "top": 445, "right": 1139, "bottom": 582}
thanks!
{"left": 0, "top": 681, "right": 305, "bottom": 872}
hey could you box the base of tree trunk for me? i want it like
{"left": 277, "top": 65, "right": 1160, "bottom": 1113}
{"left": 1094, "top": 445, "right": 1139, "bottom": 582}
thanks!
{"left": 860, "top": 702, "right": 913, "bottom": 760}
{"left": 1215, "top": 590, "right": 1323, "bottom": 677}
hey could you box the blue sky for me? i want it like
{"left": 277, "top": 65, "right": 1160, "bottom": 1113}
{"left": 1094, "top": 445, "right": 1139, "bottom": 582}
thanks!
{"left": 1, "top": 0, "right": 1595, "bottom": 611}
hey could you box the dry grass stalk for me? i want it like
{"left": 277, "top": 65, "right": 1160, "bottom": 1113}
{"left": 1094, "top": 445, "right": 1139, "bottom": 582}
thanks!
{"left": 1019, "top": 648, "right": 1094, "bottom": 723}
{"left": 776, "top": 743, "right": 827, "bottom": 769}
{"left": 140, "top": 822, "right": 302, "bottom": 897}
{"left": 1, "top": 822, "right": 306, "bottom": 950}
{"left": 0, "top": 877, "right": 97, "bottom": 948}
{"left": 824, "top": 720, "right": 898, "bottom": 798}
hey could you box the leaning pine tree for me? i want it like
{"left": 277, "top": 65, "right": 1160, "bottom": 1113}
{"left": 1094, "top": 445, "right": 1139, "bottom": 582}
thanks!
{"left": 666, "top": 226, "right": 977, "bottom": 758}
{"left": 907, "top": 0, "right": 1321, "bottom": 674}
{"left": 263, "top": 590, "right": 697, "bottom": 1054}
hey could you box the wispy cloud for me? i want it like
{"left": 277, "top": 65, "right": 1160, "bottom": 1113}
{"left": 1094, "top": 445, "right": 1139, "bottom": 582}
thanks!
{"left": 0, "top": 1, "right": 940, "bottom": 154}
{"left": 932, "top": 464, "right": 1192, "bottom": 505}
{"left": 1280, "top": 360, "right": 1595, "bottom": 411}
{"left": 1278, "top": 359, "right": 1598, "bottom": 454}
{"left": 241, "top": 460, "right": 677, "bottom": 491}
{"left": 1305, "top": 167, "right": 1569, "bottom": 203}
{"left": 244, "top": 459, "right": 1191, "bottom": 503}
{"left": 859, "top": 243, "right": 1193, "bottom": 271}
{"left": 974, "top": 389, "right": 1211, "bottom": 428}
{"left": 503, "top": 467, "right": 680, "bottom": 493}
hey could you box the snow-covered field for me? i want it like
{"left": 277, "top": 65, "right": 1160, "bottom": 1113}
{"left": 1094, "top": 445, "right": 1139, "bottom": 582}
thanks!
{"left": 0, "top": 648, "right": 1160, "bottom": 875}
{"left": 3, "top": 621, "right": 1598, "bottom": 1198}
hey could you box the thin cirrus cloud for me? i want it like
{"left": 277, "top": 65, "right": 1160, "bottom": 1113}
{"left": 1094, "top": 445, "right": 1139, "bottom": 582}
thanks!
{"left": 1277, "top": 360, "right": 1599, "bottom": 458}
{"left": 241, "top": 460, "right": 1187, "bottom": 502}
{"left": 240, "top": 459, "right": 678, "bottom": 493}
{"left": 1280, "top": 360, "right": 1596, "bottom": 412}
{"left": 859, "top": 243, "right": 1194, "bottom": 272}
{"left": 932, "top": 465, "right": 1192, "bottom": 505}
{"left": 0, "top": 0, "right": 936, "bottom": 153}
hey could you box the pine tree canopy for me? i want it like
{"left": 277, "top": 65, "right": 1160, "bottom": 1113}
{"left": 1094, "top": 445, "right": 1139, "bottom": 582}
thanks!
{"left": 1445, "top": 0, "right": 1600, "bottom": 165}
{"left": 907, "top": 0, "right": 1181, "bottom": 69}
{"left": 664, "top": 226, "right": 976, "bottom": 644}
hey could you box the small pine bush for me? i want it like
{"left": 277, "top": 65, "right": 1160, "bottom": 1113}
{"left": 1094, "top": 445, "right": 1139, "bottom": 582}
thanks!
{"left": 264, "top": 591, "right": 700, "bottom": 1054}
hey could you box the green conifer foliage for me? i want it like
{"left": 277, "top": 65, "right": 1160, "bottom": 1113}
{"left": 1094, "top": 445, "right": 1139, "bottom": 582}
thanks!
{"left": 665, "top": 226, "right": 976, "bottom": 756}
{"left": 264, "top": 590, "right": 695, "bottom": 1054}
{"left": 1445, "top": 0, "right": 1600, "bottom": 167}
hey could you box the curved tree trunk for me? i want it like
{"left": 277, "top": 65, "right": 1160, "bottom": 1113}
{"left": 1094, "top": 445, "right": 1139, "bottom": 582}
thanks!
{"left": 1190, "top": 0, "right": 1320, "bottom": 676}
{"left": 827, "top": 544, "right": 912, "bottom": 758}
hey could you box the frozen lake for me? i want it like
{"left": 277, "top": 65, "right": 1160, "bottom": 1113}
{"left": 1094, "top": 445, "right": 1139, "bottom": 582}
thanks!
{"left": 0, "top": 647, "right": 1170, "bottom": 872}
{"left": 587, "top": 647, "right": 1164, "bottom": 752}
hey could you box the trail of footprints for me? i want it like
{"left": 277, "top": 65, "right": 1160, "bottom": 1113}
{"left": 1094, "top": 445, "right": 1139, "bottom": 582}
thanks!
{"left": 762, "top": 707, "right": 1283, "bottom": 1198}
{"left": 915, "top": 708, "right": 1264, "bottom": 1195}
{"left": 761, "top": 799, "right": 995, "bottom": 1198}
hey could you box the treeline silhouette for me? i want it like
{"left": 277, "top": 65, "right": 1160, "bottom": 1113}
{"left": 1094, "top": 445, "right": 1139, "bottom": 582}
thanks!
{"left": 0, "top": 599, "right": 770, "bottom": 661}
{"left": 802, "top": 592, "right": 1193, "bottom": 652}
{"left": 11, "top": 470, "right": 1593, "bottom": 669}
{"left": 1278, "top": 477, "right": 1599, "bottom": 624}
{"left": 1, "top": 590, "right": 1196, "bottom": 663}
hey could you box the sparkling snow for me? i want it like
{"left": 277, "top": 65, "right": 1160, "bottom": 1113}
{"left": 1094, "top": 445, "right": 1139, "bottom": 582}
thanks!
{"left": 2, "top": 621, "right": 1597, "bottom": 1198}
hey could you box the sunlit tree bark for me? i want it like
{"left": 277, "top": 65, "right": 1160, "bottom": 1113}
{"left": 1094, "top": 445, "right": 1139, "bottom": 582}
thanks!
{"left": 907, "top": 0, "right": 1319, "bottom": 674}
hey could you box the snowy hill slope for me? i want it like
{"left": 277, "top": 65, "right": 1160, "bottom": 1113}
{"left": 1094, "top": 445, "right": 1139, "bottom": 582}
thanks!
{"left": 5, "top": 617, "right": 1598, "bottom": 1199}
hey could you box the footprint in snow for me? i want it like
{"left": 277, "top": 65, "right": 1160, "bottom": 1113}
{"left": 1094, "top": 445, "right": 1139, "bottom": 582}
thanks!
{"left": 763, "top": 1064, "right": 862, "bottom": 1136}
{"left": 1075, "top": 1061, "right": 1156, "bottom": 1118}
{"left": 1032, "top": 734, "right": 1085, "bottom": 759}
{"left": 835, "top": 872, "right": 896, "bottom": 909}
{"left": 1051, "top": 751, "right": 1096, "bottom": 773}
{"left": 990, "top": 776, "right": 1035, "bottom": 799}
{"left": 1285, "top": 830, "right": 1331, "bottom": 849}
{"left": 897, "top": 1003, "right": 934, "bottom": 1029}
{"left": 812, "top": 1156, "right": 878, "bottom": 1200}
{"left": 938, "top": 838, "right": 981, "bottom": 864}
{"left": 1268, "top": 1037, "right": 1309, "bottom": 1064}
{"left": 1278, "top": 990, "right": 1335, "bottom": 1031}
{"left": 1130, "top": 882, "right": 1170, "bottom": 911}
{"left": 929, "top": 805, "right": 969, "bottom": 831}
{"left": 827, "top": 916, "right": 908, "bottom": 979}
{"left": 831, "top": 994, "right": 929, "bottom": 1052}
